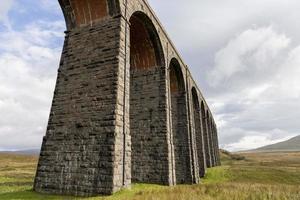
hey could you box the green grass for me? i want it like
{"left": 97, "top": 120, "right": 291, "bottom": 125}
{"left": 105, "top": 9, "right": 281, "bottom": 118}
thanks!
{"left": 0, "top": 152, "right": 299, "bottom": 200}
{"left": 202, "top": 165, "right": 231, "bottom": 184}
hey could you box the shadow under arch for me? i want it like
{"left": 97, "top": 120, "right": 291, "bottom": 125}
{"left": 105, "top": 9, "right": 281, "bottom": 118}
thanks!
{"left": 191, "top": 88, "right": 206, "bottom": 177}
{"left": 206, "top": 110, "right": 214, "bottom": 167}
{"left": 207, "top": 112, "right": 216, "bottom": 166}
{"left": 59, "top": 0, "right": 120, "bottom": 30}
{"left": 130, "top": 11, "right": 165, "bottom": 70}
{"left": 169, "top": 58, "right": 192, "bottom": 184}
{"left": 129, "top": 11, "right": 168, "bottom": 184}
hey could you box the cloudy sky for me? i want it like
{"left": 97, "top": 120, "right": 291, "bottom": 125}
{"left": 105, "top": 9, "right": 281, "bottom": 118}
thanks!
{"left": 0, "top": 0, "right": 299, "bottom": 151}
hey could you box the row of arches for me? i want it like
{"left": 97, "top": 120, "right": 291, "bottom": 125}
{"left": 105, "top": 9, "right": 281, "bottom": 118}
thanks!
{"left": 33, "top": 0, "right": 220, "bottom": 196}
{"left": 129, "top": 11, "right": 220, "bottom": 185}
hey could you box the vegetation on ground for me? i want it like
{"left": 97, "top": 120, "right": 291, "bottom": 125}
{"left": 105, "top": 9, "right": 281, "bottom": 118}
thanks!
{"left": 0, "top": 151, "right": 299, "bottom": 200}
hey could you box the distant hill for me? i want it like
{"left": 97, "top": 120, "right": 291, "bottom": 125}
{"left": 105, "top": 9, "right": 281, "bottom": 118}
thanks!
{"left": 0, "top": 149, "right": 40, "bottom": 156}
{"left": 250, "top": 135, "right": 300, "bottom": 152}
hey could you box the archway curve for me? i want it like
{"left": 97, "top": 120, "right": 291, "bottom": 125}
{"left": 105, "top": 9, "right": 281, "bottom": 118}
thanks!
{"left": 59, "top": 0, "right": 120, "bottom": 29}
{"left": 191, "top": 88, "right": 206, "bottom": 177}
{"left": 169, "top": 58, "right": 185, "bottom": 94}
{"left": 201, "top": 101, "right": 211, "bottom": 168}
{"left": 208, "top": 115, "right": 216, "bottom": 167}
{"left": 206, "top": 110, "right": 214, "bottom": 167}
{"left": 129, "top": 11, "right": 165, "bottom": 71}
{"left": 129, "top": 11, "right": 168, "bottom": 184}
{"left": 169, "top": 58, "right": 192, "bottom": 184}
{"left": 191, "top": 87, "right": 200, "bottom": 110}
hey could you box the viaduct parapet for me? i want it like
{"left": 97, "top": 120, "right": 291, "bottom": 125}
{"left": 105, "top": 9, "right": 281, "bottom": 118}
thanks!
{"left": 34, "top": 0, "right": 221, "bottom": 196}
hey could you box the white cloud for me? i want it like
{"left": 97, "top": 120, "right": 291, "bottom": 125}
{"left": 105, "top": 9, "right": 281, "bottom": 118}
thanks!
{"left": 0, "top": 0, "right": 14, "bottom": 27}
{"left": 208, "top": 26, "right": 300, "bottom": 151}
{"left": 0, "top": 20, "right": 63, "bottom": 150}
{"left": 208, "top": 26, "right": 290, "bottom": 87}
{"left": 275, "top": 46, "right": 300, "bottom": 99}
{"left": 39, "top": 0, "right": 61, "bottom": 13}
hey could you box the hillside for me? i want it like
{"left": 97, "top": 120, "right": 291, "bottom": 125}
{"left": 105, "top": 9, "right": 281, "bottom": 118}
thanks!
{"left": 0, "top": 149, "right": 40, "bottom": 155}
{"left": 252, "top": 135, "right": 300, "bottom": 152}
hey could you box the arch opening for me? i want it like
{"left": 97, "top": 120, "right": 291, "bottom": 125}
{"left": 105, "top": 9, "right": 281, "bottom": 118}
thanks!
{"left": 59, "top": 0, "right": 120, "bottom": 29}
{"left": 191, "top": 88, "right": 205, "bottom": 177}
{"left": 201, "top": 102, "right": 211, "bottom": 168}
{"left": 169, "top": 58, "right": 191, "bottom": 184}
{"left": 206, "top": 111, "right": 214, "bottom": 167}
{"left": 208, "top": 117, "right": 216, "bottom": 166}
{"left": 130, "top": 12, "right": 164, "bottom": 70}
{"left": 129, "top": 12, "right": 167, "bottom": 184}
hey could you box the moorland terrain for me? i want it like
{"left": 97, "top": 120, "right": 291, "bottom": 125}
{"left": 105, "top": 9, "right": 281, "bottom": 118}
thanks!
{"left": 0, "top": 150, "right": 299, "bottom": 200}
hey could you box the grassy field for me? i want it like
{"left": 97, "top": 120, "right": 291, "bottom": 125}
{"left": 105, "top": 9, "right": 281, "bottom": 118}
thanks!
{"left": 0, "top": 151, "right": 299, "bottom": 200}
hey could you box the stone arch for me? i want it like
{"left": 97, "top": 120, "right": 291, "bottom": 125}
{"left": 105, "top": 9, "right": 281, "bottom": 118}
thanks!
{"left": 129, "top": 11, "right": 167, "bottom": 184}
{"left": 130, "top": 11, "right": 165, "bottom": 70}
{"left": 169, "top": 58, "right": 191, "bottom": 184}
{"left": 206, "top": 111, "right": 214, "bottom": 167}
{"left": 191, "top": 88, "right": 206, "bottom": 177}
{"left": 209, "top": 117, "right": 216, "bottom": 166}
{"left": 201, "top": 102, "right": 211, "bottom": 168}
{"left": 169, "top": 58, "right": 185, "bottom": 93}
{"left": 59, "top": 0, "right": 120, "bottom": 29}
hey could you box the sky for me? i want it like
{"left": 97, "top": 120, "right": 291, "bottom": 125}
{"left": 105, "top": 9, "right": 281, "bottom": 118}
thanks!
{"left": 0, "top": 0, "right": 299, "bottom": 152}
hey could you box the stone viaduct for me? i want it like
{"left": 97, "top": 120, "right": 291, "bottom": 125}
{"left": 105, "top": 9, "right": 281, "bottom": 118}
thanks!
{"left": 34, "top": 0, "right": 221, "bottom": 196}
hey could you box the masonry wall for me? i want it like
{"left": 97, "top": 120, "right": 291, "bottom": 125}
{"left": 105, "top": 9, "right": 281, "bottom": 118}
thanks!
{"left": 171, "top": 92, "right": 192, "bottom": 184}
{"left": 130, "top": 67, "right": 170, "bottom": 184}
{"left": 34, "top": 16, "right": 128, "bottom": 196}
